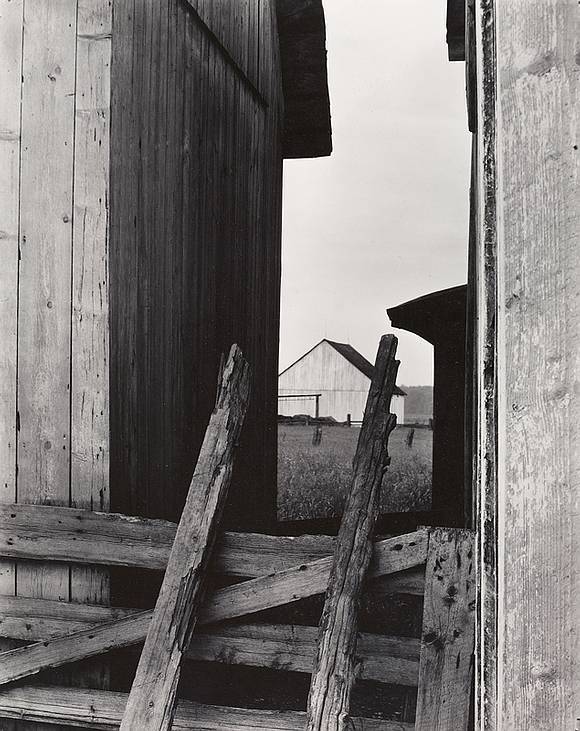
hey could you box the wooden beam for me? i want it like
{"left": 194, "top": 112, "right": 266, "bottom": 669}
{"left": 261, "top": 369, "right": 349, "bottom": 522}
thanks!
{"left": 0, "top": 503, "right": 427, "bottom": 592}
{"left": 475, "top": 1, "right": 580, "bottom": 728}
{"left": 0, "top": 601, "right": 420, "bottom": 686}
{"left": 0, "top": 502, "right": 334, "bottom": 575}
{"left": 120, "top": 345, "right": 251, "bottom": 731}
{"left": 0, "top": 686, "right": 413, "bottom": 731}
{"left": 307, "top": 335, "right": 399, "bottom": 731}
{"left": 0, "top": 531, "right": 426, "bottom": 685}
{"left": 414, "top": 528, "right": 475, "bottom": 730}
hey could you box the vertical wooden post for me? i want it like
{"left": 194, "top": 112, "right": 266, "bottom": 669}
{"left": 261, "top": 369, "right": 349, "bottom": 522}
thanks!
{"left": 0, "top": 0, "right": 24, "bottom": 606}
{"left": 306, "top": 335, "right": 399, "bottom": 731}
{"left": 415, "top": 528, "right": 475, "bottom": 730}
{"left": 474, "top": 0, "right": 580, "bottom": 729}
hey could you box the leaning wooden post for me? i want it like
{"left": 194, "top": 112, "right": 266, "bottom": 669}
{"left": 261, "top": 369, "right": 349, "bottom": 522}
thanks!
{"left": 119, "top": 344, "right": 251, "bottom": 731}
{"left": 306, "top": 334, "right": 399, "bottom": 731}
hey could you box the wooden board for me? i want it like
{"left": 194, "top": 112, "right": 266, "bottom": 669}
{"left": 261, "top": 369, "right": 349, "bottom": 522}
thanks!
{"left": 120, "top": 345, "right": 251, "bottom": 730}
{"left": 474, "top": 0, "right": 580, "bottom": 728}
{"left": 0, "top": 533, "right": 427, "bottom": 685}
{"left": 0, "top": 598, "right": 420, "bottom": 687}
{"left": 415, "top": 529, "right": 475, "bottom": 730}
{"left": 0, "top": 503, "right": 425, "bottom": 595}
{"left": 0, "top": 686, "right": 413, "bottom": 731}
{"left": 0, "top": 0, "right": 24, "bottom": 604}
{"left": 70, "top": 0, "right": 112, "bottom": 601}
{"left": 16, "top": 0, "right": 77, "bottom": 638}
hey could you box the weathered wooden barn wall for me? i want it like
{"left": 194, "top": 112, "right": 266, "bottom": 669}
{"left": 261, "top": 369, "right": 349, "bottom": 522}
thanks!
{"left": 0, "top": 1, "right": 112, "bottom": 725}
{"left": 109, "top": 0, "right": 284, "bottom": 531}
{"left": 0, "top": 0, "right": 112, "bottom": 607}
{"left": 472, "top": 0, "right": 580, "bottom": 727}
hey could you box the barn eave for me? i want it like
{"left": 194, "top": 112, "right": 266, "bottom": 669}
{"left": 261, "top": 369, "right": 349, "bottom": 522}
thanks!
{"left": 276, "top": 0, "right": 332, "bottom": 158}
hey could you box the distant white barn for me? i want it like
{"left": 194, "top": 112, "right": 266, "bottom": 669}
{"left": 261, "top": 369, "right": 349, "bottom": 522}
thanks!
{"left": 278, "top": 339, "right": 406, "bottom": 423}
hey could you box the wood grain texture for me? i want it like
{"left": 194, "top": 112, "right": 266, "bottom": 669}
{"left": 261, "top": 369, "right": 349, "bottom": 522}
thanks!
{"left": 306, "top": 335, "right": 399, "bottom": 731}
{"left": 0, "top": 686, "right": 413, "bottom": 731}
{"left": 0, "top": 532, "right": 427, "bottom": 685}
{"left": 0, "top": 502, "right": 426, "bottom": 593}
{"left": 486, "top": 1, "right": 580, "bottom": 728}
{"left": 120, "top": 345, "right": 251, "bottom": 731}
{"left": 414, "top": 528, "right": 475, "bottom": 730}
{"left": 0, "top": 600, "right": 420, "bottom": 686}
{"left": 0, "top": 0, "right": 23, "bottom": 604}
{"left": 16, "top": 0, "right": 77, "bottom": 606}
{"left": 70, "top": 0, "right": 111, "bottom": 608}
{"left": 109, "top": 0, "right": 284, "bottom": 533}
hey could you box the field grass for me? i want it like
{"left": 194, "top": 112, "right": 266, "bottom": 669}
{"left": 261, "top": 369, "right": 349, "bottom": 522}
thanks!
{"left": 277, "top": 424, "right": 432, "bottom": 521}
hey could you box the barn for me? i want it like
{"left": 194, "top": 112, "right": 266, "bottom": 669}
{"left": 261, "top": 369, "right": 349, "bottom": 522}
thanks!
{"left": 278, "top": 339, "right": 406, "bottom": 423}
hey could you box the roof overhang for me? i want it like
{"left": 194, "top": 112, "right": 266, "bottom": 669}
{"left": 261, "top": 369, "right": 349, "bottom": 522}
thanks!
{"left": 446, "top": 0, "right": 466, "bottom": 61}
{"left": 387, "top": 285, "right": 467, "bottom": 346}
{"left": 276, "top": 0, "right": 332, "bottom": 159}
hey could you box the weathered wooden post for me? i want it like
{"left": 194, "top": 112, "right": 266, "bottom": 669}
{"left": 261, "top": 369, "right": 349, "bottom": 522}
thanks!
{"left": 120, "top": 345, "right": 251, "bottom": 731}
{"left": 306, "top": 334, "right": 399, "bottom": 731}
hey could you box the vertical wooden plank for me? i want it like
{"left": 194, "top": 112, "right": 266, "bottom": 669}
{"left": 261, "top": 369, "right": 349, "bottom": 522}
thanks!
{"left": 0, "top": 8, "right": 25, "bottom": 729}
{"left": 0, "top": 0, "right": 24, "bottom": 601}
{"left": 415, "top": 528, "right": 475, "bottom": 731}
{"left": 484, "top": 1, "right": 579, "bottom": 729}
{"left": 70, "top": 0, "right": 111, "bottom": 601}
{"left": 17, "top": 0, "right": 77, "bottom": 601}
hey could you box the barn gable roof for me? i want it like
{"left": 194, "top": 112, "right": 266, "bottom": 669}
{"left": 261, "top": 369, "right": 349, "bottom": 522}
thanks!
{"left": 280, "top": 339, "right": 406, "bottom": 396}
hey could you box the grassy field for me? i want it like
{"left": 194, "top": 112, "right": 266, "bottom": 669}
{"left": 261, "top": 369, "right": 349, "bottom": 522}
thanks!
{"left": 277, "top": 424, "right": 432, "bottom": 521}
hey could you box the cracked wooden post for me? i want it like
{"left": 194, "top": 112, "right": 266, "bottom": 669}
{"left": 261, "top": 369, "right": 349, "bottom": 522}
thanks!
{"left": 119, "top": 344, "right": 250, "bottom": 731}
{"left": 415, "top": 528, "right": 476, "bottom": 730}
{"left": 306, "top": 334, "right": 399, "bottom": 731}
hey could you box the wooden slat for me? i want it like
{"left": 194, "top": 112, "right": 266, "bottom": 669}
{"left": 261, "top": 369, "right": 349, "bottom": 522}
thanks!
{"left": 0, "top": 686, "right": 413, "bottom": 731}
{"left": 0, "top": 532, "right": 426, "bottom": 685}
{"left": 415, "top": 528, "right": 475, "bottom": 730}
{"left": 70, "top": 0, "right": 113, "bottom": 696}
{"left": 189, "top": 624, "right": 420, "bottom": 687}
{"left": 70, "top": 0, "right": 112, "bottom": 596}
{"left": 16, "top": 6, "right": 78, "bottom": 722}
{"left": 0, "top": 0, "right": 24, "bottom": 605}
{"left": 121, "top": 345, "right": 251, "bottom": 730}
{"left": 0, "top": 598, "right": 420, "bottom": 686}
{"left": 0, "top": 502, "right": 426, "bottom": 593}
{"left": 307, "top": 335, "right": 399, "bottom": 731}
{"left": 17, "top": 0, "right": 78, "bottom": 609}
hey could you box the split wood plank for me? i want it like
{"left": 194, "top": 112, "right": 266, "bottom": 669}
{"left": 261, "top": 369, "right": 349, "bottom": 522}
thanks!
{"left": 70, "top": 0, "right": 112, "bottom": 604}
{"left": 16, "top": 0, "right": 78, "bottom": 607}
{"left": 120, "top": 344, "right": 251, "bottom": 731}
{"left": 0, "top": 531, "right": 426, "bottom": 686}
{"left": 0, "top": 503, "right": 425, "bottom": 595}
{"left": 0, "top": 686, "right": 413, "bottom": 731}
{"left": 0, "top": 0, "right": 23, "bottom": 608}
{"left": 306, "top": 334, "right": 399, "bottom": 731}
{"left": 0, "top": 598, "right": 420, "bottom": 686}
{"left": 69, "top": 0, "right": 113, "bottom": 695}
{"left": 414, "top": 528, "right": 475, "bottom": 730}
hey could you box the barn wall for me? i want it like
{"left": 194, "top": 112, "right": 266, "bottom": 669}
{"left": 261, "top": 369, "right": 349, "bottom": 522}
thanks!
{"left": 110, "top": 0, "right": 284, "bottom": 530}
{"left": 0, "top": 0, "right": 112, "bottom": 719}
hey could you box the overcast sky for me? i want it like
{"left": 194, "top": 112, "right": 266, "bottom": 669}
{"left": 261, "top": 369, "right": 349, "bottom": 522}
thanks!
{"left": 279, "top": 0, "right": 471, "bottom": 385}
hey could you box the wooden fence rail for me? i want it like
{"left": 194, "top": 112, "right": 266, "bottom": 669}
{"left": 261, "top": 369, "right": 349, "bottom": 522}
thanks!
{"left": 0, "top": 532, "right": 427, "bottom": 687}
{"left": 0, "top": 502, "right": 425, "bottom": 595}
{"left": 0, "top": 686, "right": 415, "bottom": 731}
